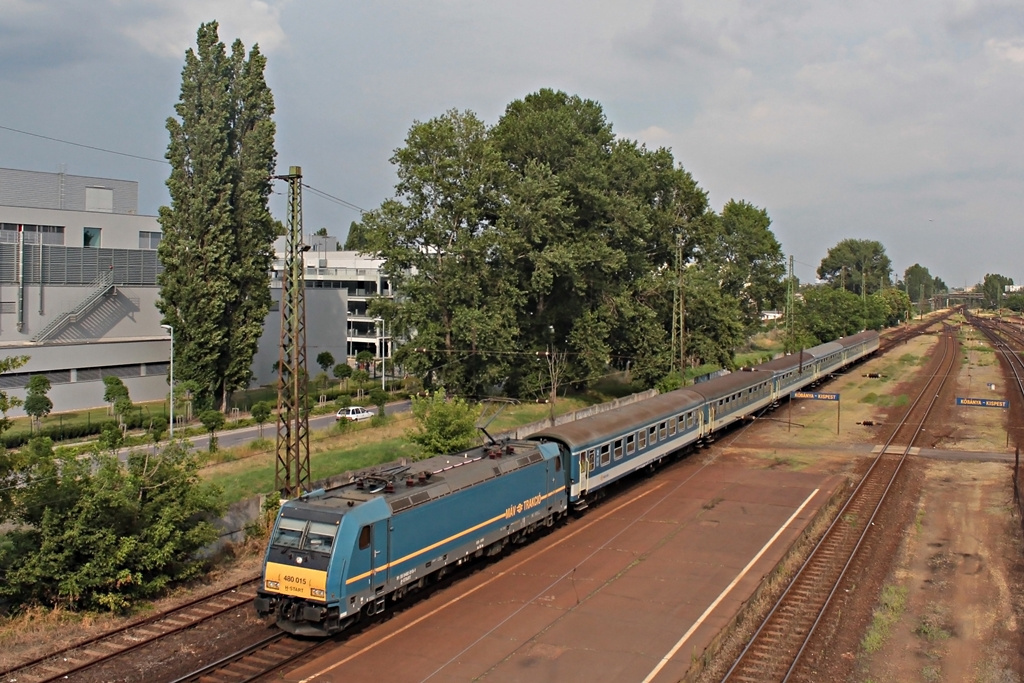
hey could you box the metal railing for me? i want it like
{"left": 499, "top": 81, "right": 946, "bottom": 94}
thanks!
{"left": 30, "top": 269, "right": 115, "bottom": 342}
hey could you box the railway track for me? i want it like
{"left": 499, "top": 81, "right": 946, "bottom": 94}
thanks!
{"left": 722, "top": 324, "right": 958, "bottom": 682}
{"left": 0, "top": 577, "right": 260, "bottom": 683}
{"left": 877, "top": 310, "right": 951, "bottom": 352}
{"left": 167, "top": 631, "right": 328, "bottom": 683}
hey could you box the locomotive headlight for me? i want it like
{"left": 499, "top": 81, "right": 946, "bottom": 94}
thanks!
{"left": 266, "top": 580, "right": 280, "bottom": 589}
{"left": 311, "top": 588, "right": 326, "bottom": 598}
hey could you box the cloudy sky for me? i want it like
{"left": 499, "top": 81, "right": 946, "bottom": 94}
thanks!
{"left": 3, "top": 0, "right": 1023, "bottom": 288}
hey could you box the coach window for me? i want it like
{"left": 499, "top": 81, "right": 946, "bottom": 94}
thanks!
{"left": 587, "top": 450, "right": 596, "bottom": 472}
{"left": 614, "top": 439, "right": 623, "bottom": 460}
{"left": 600, "top": 444, "right": 611, "bottom": 466}
{"left": 669, "top": 418, "right": 676, "bottom": 436}
{"left": 626, "top": 434, "right": 635, "bottom": 455}
{"left": 659, "top": 422, "right": 667, "bottom": 439}
{"left": 648, "top": 425, "right": 657, "bottom": 444}
{"left": 358, "top": 525, "right": 372, "bottom": 550}
{"left": 687, "top": 413, "right": 695, "bottom": 429}
{"left": 638, "top": 430, "right": 646, "bottom": 449}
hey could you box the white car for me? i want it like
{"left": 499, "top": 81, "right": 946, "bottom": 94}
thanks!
{"left": 336, "top": 406, "right": 374, "bottom": 422}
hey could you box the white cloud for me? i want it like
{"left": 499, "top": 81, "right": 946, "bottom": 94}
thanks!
{"left": 985, "top": 37, "right": 1024, "bottom": 63}
{"left": 114, "top": 0, "right": 290, "bottom": 59}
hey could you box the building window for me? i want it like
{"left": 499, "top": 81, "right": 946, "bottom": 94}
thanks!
{"left": 0, "top": 223, "right": 65, "bottom": 245}
{"left": 139, "top": 231, "right": 162, "bottom": 249}
{"left": 83, "top": 227, "right": 101, "bottom": 248}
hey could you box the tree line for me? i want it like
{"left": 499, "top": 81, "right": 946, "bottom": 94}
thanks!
{"left": 348, "top": 89, "right": 787, "bottom": 397}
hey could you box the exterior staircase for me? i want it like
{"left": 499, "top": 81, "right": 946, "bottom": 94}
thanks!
{"left": 31, "top": 269, "right": 116, "bottom": 342}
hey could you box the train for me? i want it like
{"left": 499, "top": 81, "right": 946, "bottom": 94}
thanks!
{"left": 254, "top": 330, "right": 879, "bottom": 636}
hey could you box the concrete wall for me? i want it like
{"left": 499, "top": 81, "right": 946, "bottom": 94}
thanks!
{"left": 2, "top": 337, "right": 171, "bottom": 417}
{"left": 250, "top": 287, "right": 349, "bottom": 387}
{"left": 0, "top": 205, "right": 158, "bottom": 249}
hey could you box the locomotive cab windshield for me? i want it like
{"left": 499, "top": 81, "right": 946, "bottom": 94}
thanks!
{"left": 271, "top": 517, "right": 339, "bottom": 554}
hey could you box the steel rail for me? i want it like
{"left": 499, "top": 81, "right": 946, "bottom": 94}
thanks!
{"left": 722, "top": 325, "right": 957, "bottom": 682}
{"left": 167, "top": 631, "right": 327, "bottom": 683}
{"left": 0, "top": 576, "right": 260, "bottom": 683}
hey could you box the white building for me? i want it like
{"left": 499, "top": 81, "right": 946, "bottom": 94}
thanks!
{"left": 1, "top": 167, "right": 392, "bottom": 417}
{"left": 0, "top": 167, "right": 170, "bottom": 418}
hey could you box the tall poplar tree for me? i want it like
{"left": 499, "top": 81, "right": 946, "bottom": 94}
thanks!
{"left": 158, "top": 22, "right": 279, "bottom": 411}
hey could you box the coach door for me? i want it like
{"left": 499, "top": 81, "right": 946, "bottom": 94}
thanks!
{"left": 580, "top": 449, "right": 594, "bottom": 495}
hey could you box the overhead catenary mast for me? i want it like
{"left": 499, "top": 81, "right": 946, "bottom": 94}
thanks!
{"left": 275, "top": 166, "right": 311, "bottom": 498}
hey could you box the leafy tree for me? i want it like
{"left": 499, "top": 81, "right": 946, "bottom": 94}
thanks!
{"left": 874, "top": 288, "right": 912, "bottom": 327}
{"left": 360, "top": 108, "right": 521, "bottom": 396}
{"left": 982, "top": 273, "right": 1014, "bottom": 309}
{"left": 97, "top": 424, "right": 124, "bottom": 455}
{"left": 251, "top": 401, "right": 272, "bottom": 438}
{"left": 714, "top": 199, "right": 785, "bottom": 329}
{"left": 493, "top": 90, "right": 708, "bottom": 392}
{"left": 0, "top": 355, "right": 30, "bottom": 519}
{"left": 103, "top": 376, "right": 133, "bottom": 426}
{"left": 409, "top": 390, "right": 480, "bottom": 455}
{"left": 148, "top": 416, "right": 168, "bottom": 444}
{"left": 199, "top": 410, "right": 227, "bottom": 452}
{"left": 797, "top": 286, "right": 869, "bottom": 343}
{"left": 23, "top": 375, "right": 53, "bottom": 431}
{"left": 352, "top": 369, "right": 369, "bottom": 386}
{"left": 1005, "top": 293, "right": 1024, "bottom": 313}
{"left": 316, "top": 351, "right": 335, "bottom": 375}
{"left": 817, "top": 239, "right": 892, "bottom": 296}
{"left": 344, "top": 221, "right": 371, "bottom": 251}
{"left": 0, "top": 356, "right": 29, "bottom": 440}
{"left": 103, "top": 375, "right": 129, "bottom": 405}
{"left": 0, "top": 439, "right": 223, "bottom": 612}
{"left": 902, "top": 264, "right": 947, "bottom": 312}
{"left": 333, "top": 363, "right": 352, "bottom": 388}
{"left": 158, "top": 21, "right": 279, "bottom": 412}
{"left": 681, "top": 273, "right": 746, "bottom": 368}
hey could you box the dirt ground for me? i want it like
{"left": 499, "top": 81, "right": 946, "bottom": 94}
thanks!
{"left": 718, "top": 320, "right": 1024, "bottom": 683}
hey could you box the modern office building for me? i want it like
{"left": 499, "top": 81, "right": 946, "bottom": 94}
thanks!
{"left": 0, "top": 167, "right": 392, "bottom": 418}
{"left": 0, "top": 167, "right": 170, "bottom": 418}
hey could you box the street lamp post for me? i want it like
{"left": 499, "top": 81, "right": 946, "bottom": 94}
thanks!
{"left": 374, "top": 317, "right": 386, "bottom": 391}
{"left": 161, "top": 324, "right": 174, "bottom": 437}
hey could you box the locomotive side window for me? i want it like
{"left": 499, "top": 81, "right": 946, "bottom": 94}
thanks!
{"left": 626, "top": 434, "right": 635, "bottom": 454}
{"left": 272, "top": 517, "right": 306, "bottom": 548}
{"left": 614, "top": 439, "right": 623, "bottom": 460}
{"left": 358, "top": 525, "right": 372, "bottom": 550}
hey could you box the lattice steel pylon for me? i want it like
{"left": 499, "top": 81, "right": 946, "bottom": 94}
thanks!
{"left": 274, "top": 166, "right": 311, "bottom": 498}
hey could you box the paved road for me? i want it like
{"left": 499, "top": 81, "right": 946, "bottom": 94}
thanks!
{"left": 129, "top": 399, "right": 411, "bottom": 455}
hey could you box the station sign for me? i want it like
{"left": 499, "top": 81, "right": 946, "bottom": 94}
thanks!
{"left": 792, "top": 391, "right": 840, "bottom": 401}
{"left": 955, "top": 397, "right": 1009, "bottom": 409}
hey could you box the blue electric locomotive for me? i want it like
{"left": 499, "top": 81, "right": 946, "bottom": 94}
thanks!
{"left": 255, "top": 439, "right": 567, "bottom": 635}
{"left": 255, "top": 330, "right": 879, "bottom": 635}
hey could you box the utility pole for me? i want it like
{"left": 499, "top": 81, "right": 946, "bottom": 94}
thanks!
{"left": 671, "top": 234, "right": 685, "bottom": 375}
{"left": 786, "top": 255, "right": 795, "bottom": 352}
{"left": 274, "top": 166, "right": 311, "bottom": 499}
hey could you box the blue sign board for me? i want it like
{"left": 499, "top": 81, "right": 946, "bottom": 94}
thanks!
{"left": 956, "top": 397, "right": 1009, "bottom": 409}
{"left": 792, "top": 391, "right": 840, "bottom": 401}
